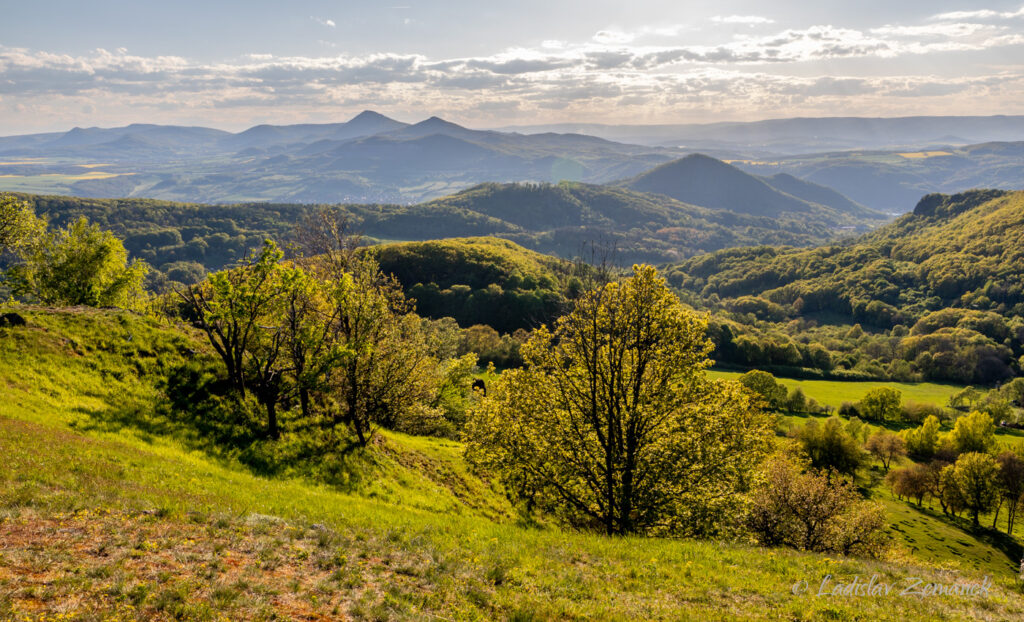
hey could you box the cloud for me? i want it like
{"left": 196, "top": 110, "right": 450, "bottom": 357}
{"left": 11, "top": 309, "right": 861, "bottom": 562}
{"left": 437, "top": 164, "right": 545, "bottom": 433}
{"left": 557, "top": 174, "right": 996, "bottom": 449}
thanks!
{"left": 311, "top": 16, "right": 336, "bottom": 28}
{"left": 930, "top": 6, "right": 1024, "bottom": 21}
{"left": 2, "top": 12, "right": 1024, "bottom": 131}
{"left": 711, "top": 15, "right": 775, "bottom": 25}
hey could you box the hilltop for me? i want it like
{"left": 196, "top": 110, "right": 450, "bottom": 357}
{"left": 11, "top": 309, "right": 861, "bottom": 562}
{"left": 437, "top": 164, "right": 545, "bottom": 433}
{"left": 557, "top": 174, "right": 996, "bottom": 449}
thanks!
{"left": 3, "top": 307, "right": 1023, "bottom": 620}
{"left": 619, "top": 153, "right": 881, "bottom": 221}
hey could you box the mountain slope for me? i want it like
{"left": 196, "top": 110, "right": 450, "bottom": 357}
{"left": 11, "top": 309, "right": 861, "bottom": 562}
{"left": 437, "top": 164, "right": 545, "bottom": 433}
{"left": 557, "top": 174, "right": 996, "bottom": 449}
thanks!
{"left": 620, "top": 154, "right": 885, "bottom": 223}
{"left": 763, "top": 172, "right": 877, "bottom": 219}
{"left": 14, "top": 180, "right": 880, "bottom": 279}
{"left": 667, "top": 189, "right": 1024, "bottom": 321}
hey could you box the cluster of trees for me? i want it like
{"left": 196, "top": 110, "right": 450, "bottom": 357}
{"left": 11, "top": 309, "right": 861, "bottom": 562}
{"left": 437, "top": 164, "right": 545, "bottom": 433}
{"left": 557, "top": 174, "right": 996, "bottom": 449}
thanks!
{"left": 175, "top": 212, "right": 481, "bottom": 445}
{"left": 1, "top": 195, "right": 148, "bottom": 308}
{"left": 876, "top": 407, "right": 1024, "bottom": 531}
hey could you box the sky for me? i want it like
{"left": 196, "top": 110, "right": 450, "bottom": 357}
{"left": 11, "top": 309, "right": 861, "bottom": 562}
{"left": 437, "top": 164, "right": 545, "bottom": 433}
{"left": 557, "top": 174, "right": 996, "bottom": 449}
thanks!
{"left": 2, "top": 1, "right": 1024, "bottom": 133}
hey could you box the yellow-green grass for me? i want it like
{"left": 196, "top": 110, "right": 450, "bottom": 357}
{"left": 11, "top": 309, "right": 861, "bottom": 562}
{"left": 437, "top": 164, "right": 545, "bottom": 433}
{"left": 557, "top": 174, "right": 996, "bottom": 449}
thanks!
{"left": 708, "top": 369, "right": 963, "bottom": 410}
{"left": 3, "top": 307, "right": 1024, "bottom": 620}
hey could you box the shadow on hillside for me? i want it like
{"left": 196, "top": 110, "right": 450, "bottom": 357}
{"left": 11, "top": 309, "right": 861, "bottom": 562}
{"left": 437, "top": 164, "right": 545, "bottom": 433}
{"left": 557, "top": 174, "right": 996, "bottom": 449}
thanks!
{"left": 902, "top": 501, "right": 1023, "bottom": 573}
{"left": 73, "top": 360, "right": 374, "bottom": 492}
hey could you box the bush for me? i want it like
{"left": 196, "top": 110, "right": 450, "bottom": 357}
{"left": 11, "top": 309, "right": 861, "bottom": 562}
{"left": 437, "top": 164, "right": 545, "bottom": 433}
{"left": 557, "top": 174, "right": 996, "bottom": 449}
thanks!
{"left": 901, "top": 401, "right": 946, "bottom": 424}
{"left": 747, "top": 453, "right": 886, "bottom": 557}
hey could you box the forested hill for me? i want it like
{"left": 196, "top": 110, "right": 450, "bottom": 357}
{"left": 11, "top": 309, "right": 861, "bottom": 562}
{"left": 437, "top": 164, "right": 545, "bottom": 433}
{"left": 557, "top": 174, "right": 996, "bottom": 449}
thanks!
{"left": 666, "top": 189, "right": 1024, "bottom": 384}
{"left": 10, "top": 179, "right": 881, "bottom": 287}
{"left": 619, "top": 153, "right": 883, "bottom": 220}
{"left": 666, "top": 189, "right": 1022, "bottom": 321}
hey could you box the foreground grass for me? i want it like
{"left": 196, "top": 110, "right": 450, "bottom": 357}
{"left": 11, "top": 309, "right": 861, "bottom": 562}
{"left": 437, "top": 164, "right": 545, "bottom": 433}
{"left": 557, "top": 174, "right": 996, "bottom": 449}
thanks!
{"left": 2, "top": 307, "right": 1024, "bottom": 620}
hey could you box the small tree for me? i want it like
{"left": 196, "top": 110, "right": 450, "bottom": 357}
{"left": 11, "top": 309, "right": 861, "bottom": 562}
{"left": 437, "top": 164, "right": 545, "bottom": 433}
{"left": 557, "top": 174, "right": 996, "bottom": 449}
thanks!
{"left": 995, "top": 450, "right": 1024, "bottom": 534}
{"left": 949, "top": 411, "right": 995, "bottom": 455}
{"left": 328, "top": 256, "right": 433, "bottom": 445}
{"left": 737, "top": 370, "right": 788, "bottom": 410}
{"left": 952, "top": 452, "right": 1001, "bottom": 526}
{"left": 10, "top": 216, "right": 148, "bottom": 308}
{"left": 747, "top": 454, "right": 886, "bottom": 557}
{"left": 902, "top": 415, "right": 941, "bottom": 460}
{"left": 786, "top": 387, "right": 808, "bottom": 413}
{"left": 949, "top": 386, "right": 981, "bottom": 411}
{"left": 886, "top": 464, "right": 929, "bottom": 505}
{"left": 797, "top": 417, "right": 864, "bottom": 477}
{"left": 179, "top": 241, "right": 287, "bottom": 396}
{"left": 865, "top": 431, "right": 906, "bottom": 472}
{"left": 0, "top": 194, "right": 44, "bottom": 253}
{"left": 467, "top": 265, "right": 774, "bottom": 536}
{"left": 858, "top": 387, "right": 902, "bottom": 422}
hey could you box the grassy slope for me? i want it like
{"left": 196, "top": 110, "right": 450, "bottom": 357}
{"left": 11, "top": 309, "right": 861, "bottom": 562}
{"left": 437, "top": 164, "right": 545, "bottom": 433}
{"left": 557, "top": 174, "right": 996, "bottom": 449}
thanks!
{"left": 2, "top": 308, "right": 1024, "bottom": 620}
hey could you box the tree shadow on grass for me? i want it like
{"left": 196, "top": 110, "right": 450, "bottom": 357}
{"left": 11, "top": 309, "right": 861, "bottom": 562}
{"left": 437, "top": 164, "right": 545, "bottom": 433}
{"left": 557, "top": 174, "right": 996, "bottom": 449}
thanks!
{"left": 72, "top": 360, "right": 374, "bottom": 493}
{"left": 902, "top": 502, "right": 1023, "bottom": 574}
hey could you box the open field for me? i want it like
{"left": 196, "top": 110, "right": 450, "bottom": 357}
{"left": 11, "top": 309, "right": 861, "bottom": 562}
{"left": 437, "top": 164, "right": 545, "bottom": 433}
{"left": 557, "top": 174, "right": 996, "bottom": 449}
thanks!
{"left": 708, "top": 369, "right": 963, "bottom": 410}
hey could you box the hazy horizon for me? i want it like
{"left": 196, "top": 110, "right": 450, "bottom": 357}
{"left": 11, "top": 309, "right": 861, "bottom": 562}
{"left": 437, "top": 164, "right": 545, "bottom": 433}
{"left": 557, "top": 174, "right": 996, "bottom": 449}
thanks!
{"left": 3, "top": 0, "right": 1024, "bottom": 134}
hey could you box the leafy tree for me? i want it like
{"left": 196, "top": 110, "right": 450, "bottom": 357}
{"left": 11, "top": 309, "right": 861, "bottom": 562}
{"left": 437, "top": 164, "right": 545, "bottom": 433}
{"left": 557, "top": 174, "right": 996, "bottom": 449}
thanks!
{"left": 886, "top": 464, "right": 930, "bottom": 505}
{"left": 949, "top": 411, "right": 995, "bottom": 455}
{"left": 902, "top": 415, "right": 941, "bottom": 460}
{"left": 786, "top": 387, "right": 808, "bottom": 413}
{"left": 9, "top": 217, "right": 148, "bottom": 308}
{"left": 995, "top": 450, "right": 1024, "bottom": 534}
{"left": 951, "top": 452, "right": 1001, "bottom": 526}
{"left": 0, "top": 194, "right": 44, "bottom": 252}
{"left": 467, "top": 265, "right": 773, "bottom": 536}
{"left": 747, "top": 453, "right": 886, "bottom": 556}
{"left": 179, "top": 241, "right": 287, "bottom": 396}
{"left": 858, "top": 387, "right": 902, "bottom": 422}
{"left": 949, "top": 386, "right": 982, "bottom": 411}
{"left": 865, "top": 431, "right": 906, "bottom": 472}
{"left": 797, "top": 417, "right": 864, "bottom": 477}
{"left": 737, "top": 370, "right": 788, "bottom": 410}
{"left": 328, "top": 256, "right": 434, "bottom": 445}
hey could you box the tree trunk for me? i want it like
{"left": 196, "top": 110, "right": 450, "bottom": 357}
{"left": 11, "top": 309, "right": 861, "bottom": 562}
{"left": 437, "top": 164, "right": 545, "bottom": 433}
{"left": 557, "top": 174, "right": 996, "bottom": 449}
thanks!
{"left": 992, "top": 499, "right": 1003, "bottom": 529}
{"left": 299, "top": 388, "right": 311, "bottom": 420}
{"left": 266, "top": 399, "right": 279, "bottom": 440}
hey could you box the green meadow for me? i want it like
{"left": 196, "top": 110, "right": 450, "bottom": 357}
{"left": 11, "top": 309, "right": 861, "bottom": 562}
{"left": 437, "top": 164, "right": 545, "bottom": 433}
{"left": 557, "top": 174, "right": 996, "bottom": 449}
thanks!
{"left": 2, "top": 308, "right": 1024, "bottom": 620}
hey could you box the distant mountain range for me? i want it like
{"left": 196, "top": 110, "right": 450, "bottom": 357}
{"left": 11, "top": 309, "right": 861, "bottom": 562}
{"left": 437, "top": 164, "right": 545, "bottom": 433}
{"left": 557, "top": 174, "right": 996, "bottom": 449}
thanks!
{"left": 499, "top": 116, "right": 1024, "bottom": 153}
{"left": 0, "top": 111, "right": 680, "bottom": 205}
{"left": 0, "top": 112, "right": 1022, "bottom": 212}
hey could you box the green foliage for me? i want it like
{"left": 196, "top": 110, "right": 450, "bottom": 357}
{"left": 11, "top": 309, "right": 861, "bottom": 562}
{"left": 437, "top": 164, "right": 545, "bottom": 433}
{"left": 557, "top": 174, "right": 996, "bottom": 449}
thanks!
{"left": 796, "top": 417, "right": 864, "bottom": 476}
{"left": 0, "top": 193, "right": 45, "bottom": 253}
{"left": 951, "top": 452, "right": 1001, "bottom": 525}
{"left": 467, "top": 265, "right": 773, "bottom": 536}
{"left": 949, "top": 411, "right": 996, "bottom": 455}
{"left": 903, "top": 415, "right": 942, "bottom": 460}
{"left": 858, "top": 387, "right": 902, "bottom": 422}
{"left": 737, "top": 370, "right": 788, "bottom": 410}
{"left": 373, "top": 237, "right": 570, "bottom": 333}
{"left": 9, "top": 216, "right": 148, "bottom": 308}
{"left": 747, "top": 453, "right": 887, "bottom": 556}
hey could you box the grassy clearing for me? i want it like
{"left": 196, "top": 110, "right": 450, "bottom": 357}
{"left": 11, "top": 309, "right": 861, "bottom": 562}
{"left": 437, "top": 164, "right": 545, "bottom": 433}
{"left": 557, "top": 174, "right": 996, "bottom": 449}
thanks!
{"left": 2, "top": 307, "right": 1024, "bottom": 620}
{"left": 708, "top": 369, "right": 963, "bottom": 410}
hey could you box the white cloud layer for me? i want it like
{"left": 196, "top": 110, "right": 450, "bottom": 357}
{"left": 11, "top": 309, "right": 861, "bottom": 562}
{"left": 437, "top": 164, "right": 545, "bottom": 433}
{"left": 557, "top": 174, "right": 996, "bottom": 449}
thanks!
{"left": 1, "top": 14, "right": 1023, "bottom": 131}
